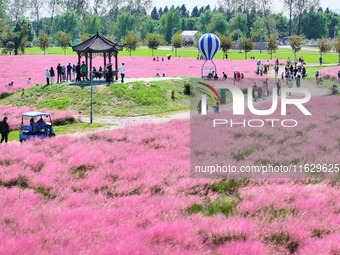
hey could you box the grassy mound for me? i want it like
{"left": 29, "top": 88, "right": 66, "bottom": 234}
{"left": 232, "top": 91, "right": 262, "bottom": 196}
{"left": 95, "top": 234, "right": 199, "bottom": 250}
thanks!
{"left": 0, "top": 79, "right": 193, "bottom": 116}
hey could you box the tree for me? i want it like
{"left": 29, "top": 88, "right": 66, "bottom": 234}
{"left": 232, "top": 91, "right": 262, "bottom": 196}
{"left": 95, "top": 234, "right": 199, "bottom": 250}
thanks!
{"left": 4, "top": 24, "right": 29, "bottom": 55}
{"left": 180, "top": 4, "right": 188, "bottom": 18}
{"left": 113, "top": 12, "right": 135, "bottom": 41}
{"left": 194, "top": 32, "right": 202, "bottom": 53}
{"left": 289, "top": 35, "right": 303, "bottom": 61}
{"left": 6, "top": 41, "right": 15, "bottom": 54}
{"left": 282, "top": 0, "right": 295, "bottom": 36}
{"left": 38, "top": 31, "right": 51, "bottom": 55}
{"left": 159, "top": 10, "right": 182, "bottom": 44}
{"left": 207, "top": 13, "right": 228, "bottom": 35}
{"left": 122, "top": 32, "right": 139, "bottom": 56}
{"left": 334, "top": 38, "right": 340, "bottom": 63}
{"left": 29, "top": 0, "right": 45, "bottom": 36}
{"left": 318, "top": 38, "right": 331, "bottom": 58}
{"left": 63, "top": 0, "right": 89, "bottom": 19}
{"left": 300, "top": 10, "right": 328, "bottom": 39}
{"left": 295, "top": 0, "right": 320, "bottom": 35}
{"left": 51, "top": 12, "right": 80, "bottom": 40}
{"left": 191, "top": 6, "right": 199, "bottom": 17}
{"left": 82, "top": 13, "right": 101, "bottom": 35}
{"left": 239, "top": 37, "right": 254, "bottom": 59}
{"left": 14, "top": 18, "right": 35, "bottom": 42}
{"left": 173, "top": 32, "right": 182, "bottom": 57}
{"left": 145, "top": 33, "right": 163, "bottom": 56}
{"left": 228, "top": 13, "right": 248, "bottom": 35}
{"left": 266, "top": 35, "right": 278, "bottom": 59}
{"left": 55, "top": 32, "right": 72, "bottom": 55}
{"left": 195, "top": 10, "right": 213, "bottom": 34}
{"left": 139, "top": 16, "right": 155, "bottom": 41}
{"left": 220, "top": 37, "right": 233, "bottom": 59}
{"left": 255, "top": 0, "right": 273, "bottom": 37}
{"left": 151, "top": 7, "right": 159, "bottom": 20}
{"left": 80, "top": 34, "right": 90, "bottom": 42}
{"left": 5, "top": 0, "right": 28, "bottom": 22}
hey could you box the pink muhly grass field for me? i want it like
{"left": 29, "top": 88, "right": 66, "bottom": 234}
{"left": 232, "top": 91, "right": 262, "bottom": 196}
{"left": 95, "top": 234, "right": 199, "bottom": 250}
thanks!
{"left": 0, "top": 55, "right": 270, "bottom": 93}
{"left": 0, "top": 105, "right": 75, "bottom": 130}
{"left": 321, "top": 66, "right": 340, "bottom": 79}
{"left": 1, "top": 95, "right": 340, "bottom": 254}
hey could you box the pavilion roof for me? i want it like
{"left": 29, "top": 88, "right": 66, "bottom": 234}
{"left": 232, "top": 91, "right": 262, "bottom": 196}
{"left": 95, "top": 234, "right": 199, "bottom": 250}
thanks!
{"left": 72, "top": 32, "right": 123, "bottom": 53}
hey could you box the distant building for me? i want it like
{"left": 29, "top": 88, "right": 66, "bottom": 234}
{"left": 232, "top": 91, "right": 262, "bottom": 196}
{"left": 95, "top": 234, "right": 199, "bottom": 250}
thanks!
{"left": 181, "top": 30, "right": 199, "bottom": 46}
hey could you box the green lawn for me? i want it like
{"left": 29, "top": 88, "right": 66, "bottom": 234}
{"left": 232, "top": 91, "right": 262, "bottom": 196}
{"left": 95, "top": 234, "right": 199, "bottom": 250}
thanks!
{"left": 22, "top": 46, "right": 340, "bottom": 64}
{"left": 0, "top": 79, "right": 192, "bottom": 116}
{"left": 304, "top": 65, "right": 339, "bottom": 90}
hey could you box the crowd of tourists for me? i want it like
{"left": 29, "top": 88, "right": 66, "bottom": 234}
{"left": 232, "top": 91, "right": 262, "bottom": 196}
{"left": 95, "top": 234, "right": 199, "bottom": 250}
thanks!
{"left": 44, "top": 62, "right": 126, "bottom": 85}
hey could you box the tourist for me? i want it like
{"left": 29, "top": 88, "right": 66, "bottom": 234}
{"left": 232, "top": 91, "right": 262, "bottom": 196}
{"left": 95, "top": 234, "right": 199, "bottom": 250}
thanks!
{"left": 319, "top": 56, "right": 323, "bottom": 65}
{"left": 66, "top": 63, "right": 72, "bottom": 82}
{"left": 277, "top": 80, "right": 281, "bottom": 96}
{"left": 72, "top": 64, "right": 76, "bottom": 81}
{"left": 57, "top": 63, "right": 62, "bottom": 83}
{"left": 331, "top": 84, "right": 339, "bottom": 95}
{"left": 287, "top": 57, "right": 291, "bottom": 66}
{"left": 214, "top": 73, "right": 218, "bottom": 80}
{"left": 98, "top": 67, "right": 103, "bottom": 79}
{"left": 296, "top": 76, "right": 301, "bottom": 88}
{"left": 37, "top": 117, "right": 47, "bottom": 132}
{"left": 81, "top": 61, "right": 87, "bottom": 81}
{"left": 162, "top": 58, "right": 164, "bottom": 62}
{"left": 315, "top": 71, "right": 320, "bottom": 80}
{"left": 49, "top": 67, "right": 55, "bottom": 84}
{"left": 30, "top": 118, "right": 38, "bottom": 134}
{"left": 0, "top": 117, "right": 9, "bottom": 143}
{"left": 302, "top": 66, "right": 306, "bottom": 78}
{"left": 27, "top": 77, "right": 32, "bottom": 84}
{"left": 262, "top": 82, "right": 267, "bottom": 100}
{"left": 62, "top": 65, "right": 66, "bottom": 82}
{"left": 254, "top": 89, "right": 259, "bottom": 102}
{"left": 288, "top": 78, "right": 293, "bottom": 96}
{"left": 338, "top": 70, "right": 340, "bottom": 83}
{"left": 162, "top": 73, "right": 165, "bottom": 77}
{"left": 156, "top": 73, "right": 160, "bottom": 77}
{"left": 267, "top": 60, "right": 270, "bottom": 70}
{"left": 222, "top": 72, "right": 227, "bottom": 79}
{"left": 119, "top": 63, "right": 125, "bottom": 83}
{"left": 211, "top": 101, "right": 220, "bottom": 113}
{"left": 45, "top": 68, "right": 50, "bottom": 85}
{"left": 76, "top": 63, "right": 81, "bottom": 82}
{"left": 107, "top": 63, "right": 113, "bottom": 83}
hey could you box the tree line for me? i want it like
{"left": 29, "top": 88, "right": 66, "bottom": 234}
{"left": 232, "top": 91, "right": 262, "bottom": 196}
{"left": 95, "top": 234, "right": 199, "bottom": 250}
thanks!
{"left": 1, "top": 0, "right": 340, "bottom": 56}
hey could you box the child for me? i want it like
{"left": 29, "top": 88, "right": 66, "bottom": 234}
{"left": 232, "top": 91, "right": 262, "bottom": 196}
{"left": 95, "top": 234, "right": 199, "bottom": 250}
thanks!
{"left": 156, "top": 73, "right": 160, "bottom": 77}
{"left": 8, "top": 80, "right": 14, "bottom": 86}
{"left": 27, "top": 77, "right": 32, "bottom": 84}
{"left": 162, "top": 73, "right": 165, "bottom": 77}
{"left": 222, "top": 72, "right": 227, "bottom": 79}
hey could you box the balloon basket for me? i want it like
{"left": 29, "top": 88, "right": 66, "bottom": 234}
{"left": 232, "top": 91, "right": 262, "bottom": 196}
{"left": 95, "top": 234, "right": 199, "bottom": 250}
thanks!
{"left": 201, "top": 60, "right": 217, "bottom": 78}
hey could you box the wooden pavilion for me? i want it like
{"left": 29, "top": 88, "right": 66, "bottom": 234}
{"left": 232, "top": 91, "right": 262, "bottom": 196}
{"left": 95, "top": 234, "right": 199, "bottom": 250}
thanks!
{"left": 72, "top": 32, "right": 124, "bottom": 80}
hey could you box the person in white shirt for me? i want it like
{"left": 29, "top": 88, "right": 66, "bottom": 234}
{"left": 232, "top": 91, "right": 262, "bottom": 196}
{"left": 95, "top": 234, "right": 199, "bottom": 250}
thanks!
{"left": 119, "top": 63, "right": 125, "bottom": 83}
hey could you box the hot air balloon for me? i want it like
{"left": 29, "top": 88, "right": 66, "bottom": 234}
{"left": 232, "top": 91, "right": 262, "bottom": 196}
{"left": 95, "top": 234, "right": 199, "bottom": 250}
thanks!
{"left": 198, "top": 33, "right": 220, "bottom": 78}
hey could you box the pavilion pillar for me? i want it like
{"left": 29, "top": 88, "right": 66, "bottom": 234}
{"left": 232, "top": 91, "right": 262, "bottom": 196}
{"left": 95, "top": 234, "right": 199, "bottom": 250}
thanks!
{"left": 108, "top": 53, "right": 112, "bottom": 64}
{"left": 89, "top": 52, "right": 92, "bottom": 81}
{"left": 85, "top": 53, "right": 88, "bottom": 79}
{"left": 103, "top": 52, "right": 106, "bottom": 67}
{"left": 78, "top": 53, "right": 81, "bottom": 65}
{"left": 115, "top": 52, "right": 118, "bottom": 80}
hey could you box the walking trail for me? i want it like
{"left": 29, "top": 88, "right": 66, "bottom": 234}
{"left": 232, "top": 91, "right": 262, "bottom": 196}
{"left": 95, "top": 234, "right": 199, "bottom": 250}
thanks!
{"left": 72, "top": 65, "right": 329, "bottom": 136}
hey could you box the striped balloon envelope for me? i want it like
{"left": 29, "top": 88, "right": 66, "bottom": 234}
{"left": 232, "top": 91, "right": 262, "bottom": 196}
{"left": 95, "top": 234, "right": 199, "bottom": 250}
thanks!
{"left": 198, "top": 33, "right": 220, "bottom": 60}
